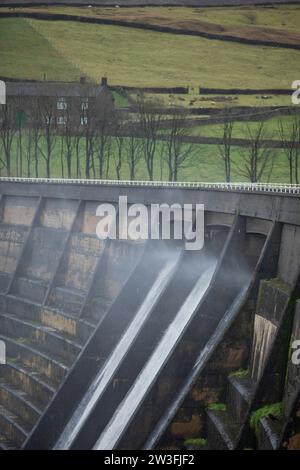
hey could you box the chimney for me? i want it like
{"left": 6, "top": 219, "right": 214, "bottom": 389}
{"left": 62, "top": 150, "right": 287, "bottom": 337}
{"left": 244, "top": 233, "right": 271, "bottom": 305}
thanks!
{"left": 101, "top": 77, "right": 108, "bottom": 87}
{"left": 80, "top": 76, "right": 86, "bottom": 85}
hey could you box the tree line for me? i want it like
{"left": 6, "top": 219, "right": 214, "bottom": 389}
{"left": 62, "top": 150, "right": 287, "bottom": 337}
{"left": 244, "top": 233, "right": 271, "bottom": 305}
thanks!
{"left": 218, "top": 108, "right": 300, "bottom": 184}
{"left": 0, "top": 94, "right": 299, "bottom": 183}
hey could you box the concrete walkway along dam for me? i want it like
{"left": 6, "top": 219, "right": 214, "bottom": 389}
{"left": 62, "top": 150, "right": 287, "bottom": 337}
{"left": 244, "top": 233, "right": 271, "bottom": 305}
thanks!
{"left": 0, "top": 178, "right": 299, "bottom": 450}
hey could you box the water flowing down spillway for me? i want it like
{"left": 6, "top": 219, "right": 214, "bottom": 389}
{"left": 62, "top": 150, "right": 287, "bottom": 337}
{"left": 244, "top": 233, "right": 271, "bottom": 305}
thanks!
{"left": 54, "top": 254, "right": 180, "bottom": 450}
{"left": 24, "top": 214, "right": 262, "bottom": 450}
{"left": 93, "top": 262, "right": 217, "bottom": 450}
{"left": 144, "top": 280, "right": 252, "bottom": 450}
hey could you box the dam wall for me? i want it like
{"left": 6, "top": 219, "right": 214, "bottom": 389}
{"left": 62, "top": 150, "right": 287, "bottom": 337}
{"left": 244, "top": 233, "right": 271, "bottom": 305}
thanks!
{"left": 0, "top": 178, "right": 299, "bottom": 450}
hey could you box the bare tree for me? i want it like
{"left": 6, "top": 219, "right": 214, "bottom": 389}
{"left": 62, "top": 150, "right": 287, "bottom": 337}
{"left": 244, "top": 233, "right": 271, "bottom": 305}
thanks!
{"left": 164, "top": 111, "right": 195, "bottom": 182}
{"left": 92, "top": 95, "right": 115, "bottom": 179}
{"left": 74, "top": 129, "right": 83, "bottom": 179}
{"left": 16, "top": 107, "right": 25, "bottom": 177}
{"left": 23, "top": 128, "right": 33, "bottom": 177}
{"left": 115, "top": 133, "right": 125, "bottom": 181}
{"left": 237, "top": 121, "right": 275, "bottom": 183}
{"left": 95, "top": 118, "right": 112, "bottom": 179}
{"left": 37, "top": 96, "right": 57, "bottom": 178}
{"left": 30, "top": 101, "right": 42, "bottom": 178}
{"left": 105, "top": 137, "right": 112, "bottom": 179}
{"left": 158, "top": 138, "right": 166, "bottom": 181}
{"left": 218, "top": 108, "right": 234, "bottom": 182}
{"left": 278, "top": 115, "right": 300, "bottom": 184}
{"left": 0, "top": 97, "right": 18, "bottom": 176}
{"left": 59, "top": 99, "right": 79, "bottom": 178}
{"left": 125, "top": 130, "right": 142, "bottom": 181}
{"left": 137, "top": 95, "right": 164, "bottom": 181}
{"left": 59, "top": 133, "right": 65, "bottom": 178}
{"left": 295, "top": 117, "right": 300, "bottom": 185}
{"left": 81, "top": 97, "right": 97, "bottom": 179}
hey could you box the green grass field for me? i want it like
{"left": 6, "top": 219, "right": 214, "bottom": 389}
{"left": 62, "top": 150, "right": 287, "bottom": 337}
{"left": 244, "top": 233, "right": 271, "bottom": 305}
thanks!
{"left": 189, "top": 4, "right": 300, "bottom": 33}
{"left": 132, "top": 92, "right": 293, "bottom": 109}
{"left": 0, "top": 17, "right": 299, "bottom": 88}
{"left": 187, "top": 115, "right": 296, "bottom": 139}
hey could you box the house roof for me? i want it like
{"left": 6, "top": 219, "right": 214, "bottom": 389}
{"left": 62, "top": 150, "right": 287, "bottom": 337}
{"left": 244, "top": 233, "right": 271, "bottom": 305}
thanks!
{"left": 6, "top": 81, "right": 105, "bottom": 98}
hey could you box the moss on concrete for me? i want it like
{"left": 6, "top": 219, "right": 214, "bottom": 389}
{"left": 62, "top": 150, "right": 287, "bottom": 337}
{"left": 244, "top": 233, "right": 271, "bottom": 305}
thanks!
{"left": 183, "top": 437, "right": 207, "bottom": 448}
{"left": 207, "top": 402, "right": 227, "bottom": 411}
{"left": 257, "top": 278, "right": 291, "bottom": 310}
{"left": 269, "top": 278, "right": 292, "bottom": 296}
{"left": 250, "top": 402, "right": 283, "bottom": 435}
{"left": 229, "top": 368, "right": 249, "bottom": 379}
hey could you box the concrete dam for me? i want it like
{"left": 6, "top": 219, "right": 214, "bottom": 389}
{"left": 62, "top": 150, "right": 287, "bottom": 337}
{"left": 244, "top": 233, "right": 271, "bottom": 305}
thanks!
{"left": 0, "top": 178, "right": 299, "bottom": 451}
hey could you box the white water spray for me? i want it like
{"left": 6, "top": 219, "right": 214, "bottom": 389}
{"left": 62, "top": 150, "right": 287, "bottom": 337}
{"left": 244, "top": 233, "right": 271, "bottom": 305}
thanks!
{"left": 94, "top": 262, "right": 217, "bottom": 450}
{"left": 54, "top": 257, "right": 179, "bottom": 449}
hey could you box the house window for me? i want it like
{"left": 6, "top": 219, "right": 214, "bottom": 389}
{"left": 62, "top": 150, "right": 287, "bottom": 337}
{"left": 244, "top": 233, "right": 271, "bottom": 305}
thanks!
{"left": 57, "top": 116, "right": 66, "bottom": 125}
{"left": 80, "top": 116, "right": 88, "bottom": 125}
{"left": 45, "top": 116, "right": 54, "bottom": 125}
{"left": 81, "top": 98, "right": 88, "bottom": 111}
{"left": 57, "top": 97, "right": 67, "bottom": 110}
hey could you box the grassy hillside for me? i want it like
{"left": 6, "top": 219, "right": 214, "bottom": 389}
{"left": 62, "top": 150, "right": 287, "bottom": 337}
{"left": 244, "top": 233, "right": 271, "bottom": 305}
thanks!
{"left": 1, "top": 17, "right": 299, "bottom": 88}
{"left": 2, "top": 5, "right": 300, "bottom": 46}
{"left": 3, "top": 5, "right": 300, "bottom": 33}
{"left": 0, "top": 18, "right": 79, "bottom": 81}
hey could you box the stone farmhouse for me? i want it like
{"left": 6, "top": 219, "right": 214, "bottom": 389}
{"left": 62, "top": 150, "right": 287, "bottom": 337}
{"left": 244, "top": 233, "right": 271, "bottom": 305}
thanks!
{"left": 3, "top": 77, "right": 115, "bottom": 130}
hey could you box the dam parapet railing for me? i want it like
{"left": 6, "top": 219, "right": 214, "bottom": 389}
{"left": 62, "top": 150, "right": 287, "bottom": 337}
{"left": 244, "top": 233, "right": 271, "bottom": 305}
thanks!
{"left": 0, "top": 177, "right": 300, "bottom": 196}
